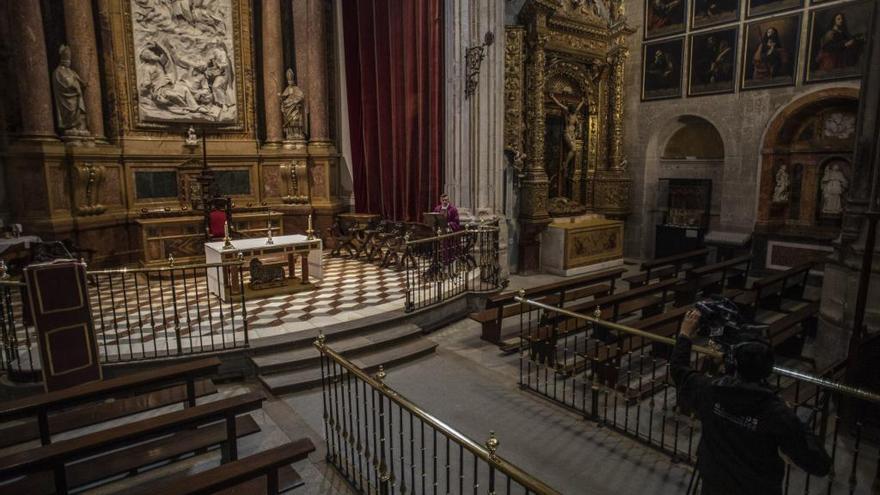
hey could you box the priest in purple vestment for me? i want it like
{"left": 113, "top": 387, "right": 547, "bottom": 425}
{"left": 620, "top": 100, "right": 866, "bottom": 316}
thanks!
{"left": 433, "top": 193, "right": 461, "bottom": 232}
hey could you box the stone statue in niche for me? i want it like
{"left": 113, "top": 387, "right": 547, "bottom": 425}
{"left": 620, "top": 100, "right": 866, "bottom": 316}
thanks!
{"left": 185, "top": 125, "right": 199, "bottom": 146}
{"left": 52, "top": 45, "right": 89, "bottom": 137}
{"left": 820, "top": 163, "right": 848, "bottom": 216}
{"left": 772, "top": 163, "right": 790, "bottom": 203}
{"left": 281, "top": 68, "right": 306, "bottom": 143}
{"left": 550, "top": 93, "right": 586, "bottom": 200}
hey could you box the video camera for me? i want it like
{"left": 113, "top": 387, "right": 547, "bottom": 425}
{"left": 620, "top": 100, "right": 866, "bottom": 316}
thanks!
{"left": 693, "top": 295, "right": 771, "bottom": 378}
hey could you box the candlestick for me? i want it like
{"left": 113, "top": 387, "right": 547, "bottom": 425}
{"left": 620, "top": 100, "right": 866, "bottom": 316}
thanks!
{"left": 222, "top": 220, "right": 234, "bottom": 250}
{"left": 266, "top": 217, "right": 274, "bottom": 245}
{"left": 306, "top": 213, "right": 315, "bottom": 240}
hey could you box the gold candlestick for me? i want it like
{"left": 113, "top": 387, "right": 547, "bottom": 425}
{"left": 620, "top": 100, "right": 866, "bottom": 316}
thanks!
{"left": 306, "top": 213, "right": 315, "bottom": 240}
{"left": 266, "top": 217, "right": 274, "bottom": 245}
{"left": 222, "top": 220, "right": 234, "bottom": 250}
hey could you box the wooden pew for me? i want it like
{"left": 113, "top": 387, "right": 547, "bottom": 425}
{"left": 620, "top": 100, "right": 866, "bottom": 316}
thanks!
{"left": 736, "top": 262, "right": 816, "bottom": 320}
{"left": 673, "top": 254, "right": 752, "bottom": 306}
{"left": 766, "top": 301, "right": 818, "bottom": 360}
{"left": 0, "top": 392, "right": 265, "bottom": 495}
{"left": 623, "top": 248, "right": 711, "bottom": 288}
{"left": 470, "top": 267, "right": 626, "bottom": 345}
{"left": 0, "top": 357, "right": 222, "bottom": 446}
{"left": 127, "top": 440, "right": 316, "bottom": 495}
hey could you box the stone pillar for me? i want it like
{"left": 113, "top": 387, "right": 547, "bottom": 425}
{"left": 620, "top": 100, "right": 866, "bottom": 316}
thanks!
{"left": 63, "top": 0, "right": 104, "bottom": 139}
{"left": 262, "top": 0, "right": 284, "bottom": 147}
{"left": 306, "top": 0, "right": 330, "bottom": 144}
{"left": 9, "top": 0, "right": 55, "bottom": 139}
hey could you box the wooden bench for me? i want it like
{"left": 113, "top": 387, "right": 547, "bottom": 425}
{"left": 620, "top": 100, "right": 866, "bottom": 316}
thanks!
{"left": 0, "top": 391, "right": 265, "bottom": 495}
{"left": 624, "top": 248, "right": 711, "bottom": 288}
{"left": 736, "top": 262, "right": 816, "bottom": 320}
{"left": 673, "top": 254, "right": 752, "bottom": 306}
{"left": 565, "top": 279, "right": 679, "bottom": 341}
{"left": 766, "top": 301, "right": 818, "bottom": 359}
{"left": 0, "top": 357, "right": 222, "bottom": 446}
{"left": 470, "top": 267, "right": 626, "bottom": 344}
{"left": 128, "top": 439, "right": 316, "bottom": 495}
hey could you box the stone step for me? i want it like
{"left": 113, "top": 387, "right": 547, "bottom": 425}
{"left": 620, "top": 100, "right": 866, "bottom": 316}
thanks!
{"left": 258, "top": 337, "right": 438, "bottom": 395}
{"left": 247, "top": 309, "right": 411, "bottom": 356}
{"left": 251, "top": 323, "right": 423, "bottom": 374}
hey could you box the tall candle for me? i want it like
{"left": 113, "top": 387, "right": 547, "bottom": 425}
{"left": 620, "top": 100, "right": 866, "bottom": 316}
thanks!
{"left": 308, "top": 213, "right": 313, "bottom": 232}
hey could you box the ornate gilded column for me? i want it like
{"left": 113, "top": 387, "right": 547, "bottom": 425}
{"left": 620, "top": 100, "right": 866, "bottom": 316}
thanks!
{"left": 608, "top": 47, "right": 626, "bottom": 170}
{"left": 63, "top": 0, "right": 104, "bottom": 139}
{"left": 10, "top": 0, "right": 55, "bottom": 139}
{"left": 261, "top": 0, "right": 284, "bottom": 147}
{"left": 306, "top": 0, "right": 331, "bottom": 145}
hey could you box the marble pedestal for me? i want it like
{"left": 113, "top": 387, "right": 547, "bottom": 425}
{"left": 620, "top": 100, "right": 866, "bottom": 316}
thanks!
{"left": 541, "top": 215, "right": 624, "bottom": 276}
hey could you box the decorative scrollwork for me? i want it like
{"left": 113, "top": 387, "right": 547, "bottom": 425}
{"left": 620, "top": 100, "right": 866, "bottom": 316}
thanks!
{"left": 465, "top": 32, "right": 495, "bottom": 99}
{"left": 75, "top": 162, "right": 106, "bottom": 216}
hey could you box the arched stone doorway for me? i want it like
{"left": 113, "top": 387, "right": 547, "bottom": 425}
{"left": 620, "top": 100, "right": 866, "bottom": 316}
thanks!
{"left": 753, "top": 88, "right": 859, "bottom": 273}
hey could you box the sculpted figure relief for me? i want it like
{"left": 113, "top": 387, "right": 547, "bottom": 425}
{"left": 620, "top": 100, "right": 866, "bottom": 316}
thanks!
{"left": 772, "top": 163, "right": 790, "bottom": 203}
{"left": 281, "top": 68, "right": 306, "bottom": 141}
{"left": 550, "top": 93, "right": 586, "bottom": 199}
{"left": 52, "top": 45, "right": 89, "bottom": 135}
{"left": 820, "top": 163, "right": 848, "bottom": 216}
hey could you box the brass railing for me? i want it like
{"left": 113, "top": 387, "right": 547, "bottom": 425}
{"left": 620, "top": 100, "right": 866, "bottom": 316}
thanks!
{"left": 404, "top": 226, "right": 503, "bottom": 312}
{"left": 514, "top": 294, "right": 880, "bottom": 495}
{"left": 315, "top": 335, "right": 561, "bottom": 495}
{"left": 0, "top": 279, "right": 38, "bottom": 381}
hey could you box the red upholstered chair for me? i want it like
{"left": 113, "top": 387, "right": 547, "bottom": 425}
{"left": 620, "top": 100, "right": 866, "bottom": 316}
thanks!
{"left": 205, "top": 197, "right": 235, "bottom": 241}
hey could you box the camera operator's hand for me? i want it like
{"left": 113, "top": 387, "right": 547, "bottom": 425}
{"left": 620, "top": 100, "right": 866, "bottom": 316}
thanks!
{"left": 680, "top": 309, "right": 701, "bottom": 339}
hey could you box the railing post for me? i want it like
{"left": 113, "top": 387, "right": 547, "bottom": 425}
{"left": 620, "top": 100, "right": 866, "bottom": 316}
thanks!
{"left": 376, "top": 365, "right": 390, "bottom": 495}
{"left": 486, "top": 430, "right": 499, "bottom": 494}
{"left": 168, "top": 256, "right": 183, "bottom": 355}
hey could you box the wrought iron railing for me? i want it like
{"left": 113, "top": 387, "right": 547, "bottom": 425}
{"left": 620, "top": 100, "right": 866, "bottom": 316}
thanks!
{"left": 0, "top": 280, "right": 39, "bottom": 381}
{"left": 514, "top": 294, "right": 880, "bottom": 495}
{"left": 314, "top": 335, "right": 560, "bottom": 495}
{"left": 87, "top": 260, "right": 249, "bottom": 363}
{"left": 404, "top": 226, "right": 503, "bottom": 312}
{"left": 0, "top": 261, "right": 250, "bottom": 379}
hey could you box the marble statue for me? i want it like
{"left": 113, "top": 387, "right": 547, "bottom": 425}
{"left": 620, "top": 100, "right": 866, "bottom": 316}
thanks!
{"left": 820, "top": 163, "right": 848, "bottom": 215}
{"left": 130, "top": 0, "right": 237, "bottom": 123}
{"left": 772, "top": 164, "right": 790, "bottom": 203}
{"left": 550, "top": 93, "right": 586, "bottom": 199}
{"left": 281, "top": 68, "right": 306, "bottom": 141}
{"left": 52, "top": 45, "right": 89, "bottom": 135}
{"left": 185, "top": 125, "right": 198, "bottom": 146}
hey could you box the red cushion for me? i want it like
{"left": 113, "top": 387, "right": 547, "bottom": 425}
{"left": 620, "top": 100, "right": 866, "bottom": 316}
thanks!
{"left": 209, "top": 210, "right": 227, "bottom": 238}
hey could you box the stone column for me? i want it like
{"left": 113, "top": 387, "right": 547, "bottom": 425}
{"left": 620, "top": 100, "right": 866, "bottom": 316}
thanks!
{"left": 9, "top": 0, "right": 55, "bottom": 139}
{"left": 63, "top": 0, "right": 104, "bottom": 139}
{"left": 262, "top": 0, "right": 284, "bottom": 147}
{"left": 306, "top": 0, "right": 330, "bottom": 144}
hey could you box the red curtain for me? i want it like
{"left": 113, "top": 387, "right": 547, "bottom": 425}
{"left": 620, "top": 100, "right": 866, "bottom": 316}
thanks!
{"left": 341, "top": 0, "right": 444, "bottom": 222}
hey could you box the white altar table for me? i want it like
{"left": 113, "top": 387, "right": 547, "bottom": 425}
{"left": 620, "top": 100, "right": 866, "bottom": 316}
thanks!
{"left": 205, "top": 235, "right": 323, "bottom": 301}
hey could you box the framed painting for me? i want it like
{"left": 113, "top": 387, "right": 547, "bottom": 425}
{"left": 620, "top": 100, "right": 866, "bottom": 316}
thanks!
{"left": 805, "top": 1, "right": 873, "bottom": 83}
{"left": 746, "top": 0, "right": 803, "bottom": 19}
{"left": 129, "top": 0, "right": 240, "bottom": 124}
{"left": 688, "top": 28, "right": 738, "bottom": 96}
{"left": 691, "top": 0, "right": 740, "bottom": 30}
{"left": 642, "top": 38, "right": 685, "bottom": 101}
{"left": 741, "top": 14, "right": 801, "bottom": 90}
{"left": 645, "top": 0, "right": 688, "bottom": 40}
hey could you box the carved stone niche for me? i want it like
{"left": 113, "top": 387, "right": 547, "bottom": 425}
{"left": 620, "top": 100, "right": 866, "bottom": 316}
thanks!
{"left": 509, "top": 0, "right": 633, "bottom": 220}
{"left": 281, "top": 160, "right": 309, "bottom": 204}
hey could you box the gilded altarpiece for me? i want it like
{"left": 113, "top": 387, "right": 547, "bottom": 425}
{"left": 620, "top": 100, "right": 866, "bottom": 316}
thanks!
{"left": 506, "top": 0, "right": 632, "bottom": 272}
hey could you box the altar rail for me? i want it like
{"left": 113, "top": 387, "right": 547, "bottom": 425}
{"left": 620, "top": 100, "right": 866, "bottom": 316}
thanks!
{"left": 514, "top": 295, "right": 880, "bottom": 495}
{"left": 0, "top": 261, "right": 249, "bottom": 379}
{"left": 314, "top": 336, "right": 560, "bottom": 495}
{"left": 404, "top": 226, "right": 503, "bottom": 312}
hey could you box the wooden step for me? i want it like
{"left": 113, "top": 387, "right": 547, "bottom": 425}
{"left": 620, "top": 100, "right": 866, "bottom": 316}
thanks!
{"left": 251, "top": 323, "right": 422, "bottom": 374}
{"left": 0, "top": 414, "right": 261, "bottom": 494}
{"left": 259, "top": 337, "right": 438, "bottom": 395}
{"left": 0, "top": 379, "right": 217, "bottom": 450}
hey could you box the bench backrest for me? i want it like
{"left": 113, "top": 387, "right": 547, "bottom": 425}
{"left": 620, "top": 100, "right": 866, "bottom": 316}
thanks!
{"left": 641, "top": 248, "right": 711, "bottom": 272}
{"left": 488, "top": 267, "right": 626, "bottom": 307}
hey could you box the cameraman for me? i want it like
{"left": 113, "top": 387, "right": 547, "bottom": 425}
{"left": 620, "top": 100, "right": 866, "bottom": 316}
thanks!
{"left": 672, "top": 307, "right": 831, "bottom": 495}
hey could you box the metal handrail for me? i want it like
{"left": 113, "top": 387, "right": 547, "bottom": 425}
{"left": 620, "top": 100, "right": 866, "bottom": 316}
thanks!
{"left": 314, "top": 337, "right": 562, "bottom": 495}
{"left": 87, "top": 260, "right": 244, "bottom": 275}
{"left": 0, "top": 280, "right": 25, "bottom": 287}
{"left": 405, "top": 225, "right": 500, "bottom": 246}
{"left": 514, "top": 294, "right": 880, "bottom": 405}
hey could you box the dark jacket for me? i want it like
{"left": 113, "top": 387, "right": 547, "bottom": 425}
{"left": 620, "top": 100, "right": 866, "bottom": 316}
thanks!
{"left": 671, "top": 335, "right": 831, "bottom": 495}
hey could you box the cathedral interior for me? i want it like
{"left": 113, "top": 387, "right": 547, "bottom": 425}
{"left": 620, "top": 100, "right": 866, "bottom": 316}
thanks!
{"left": 0, "top": 0, "right": 878, "bottom": 493}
